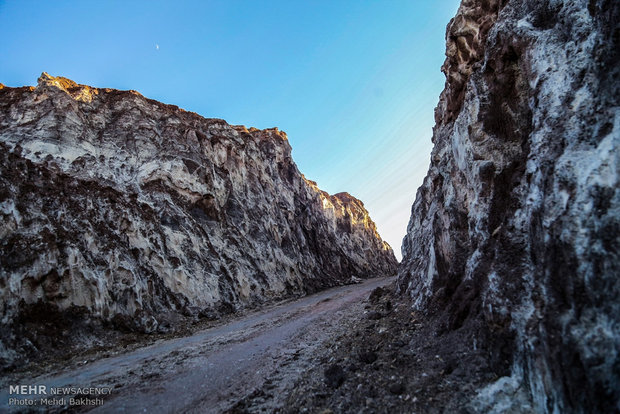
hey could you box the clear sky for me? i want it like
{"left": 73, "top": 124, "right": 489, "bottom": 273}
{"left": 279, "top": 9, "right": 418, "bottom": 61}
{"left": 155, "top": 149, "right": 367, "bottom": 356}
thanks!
{"left": 0, "top": 0, "right": 460, "bottom": 260}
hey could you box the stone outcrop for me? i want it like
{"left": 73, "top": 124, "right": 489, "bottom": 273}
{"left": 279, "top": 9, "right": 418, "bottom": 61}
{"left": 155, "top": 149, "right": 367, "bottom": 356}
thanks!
{"left": 0, "top": 73, "right": 397, "bottom": 367}
{"left": 399, "top": 0, "right": 619, "bottom": 412}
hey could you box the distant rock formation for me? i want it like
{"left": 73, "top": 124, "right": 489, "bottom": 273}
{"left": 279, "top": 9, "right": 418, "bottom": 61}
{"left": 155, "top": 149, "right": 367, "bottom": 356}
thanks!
{"left": 399, "top": 0, "right": 619, "bottom": 412}
{"left": 0, "top": 73, "right": 397, "bottom": 367}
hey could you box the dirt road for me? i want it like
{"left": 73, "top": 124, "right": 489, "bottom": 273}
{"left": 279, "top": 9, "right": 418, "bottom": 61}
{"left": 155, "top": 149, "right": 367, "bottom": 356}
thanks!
{"left": 1, "top": 276, "right": 393, "bottom": 413}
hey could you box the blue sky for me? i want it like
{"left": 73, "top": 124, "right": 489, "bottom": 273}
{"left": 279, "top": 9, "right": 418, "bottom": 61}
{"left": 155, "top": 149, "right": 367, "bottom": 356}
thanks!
{"left": 0, "top": 0, "right": 460, "bottom": 259}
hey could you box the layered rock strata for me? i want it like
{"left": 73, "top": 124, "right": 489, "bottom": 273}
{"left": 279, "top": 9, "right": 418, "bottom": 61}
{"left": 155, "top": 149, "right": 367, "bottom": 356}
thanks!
{"left": 399, "top": 0, "right": 619, "bottom": 412}
{"left": 0, "top": 73, "right": 397, "bottom": 367}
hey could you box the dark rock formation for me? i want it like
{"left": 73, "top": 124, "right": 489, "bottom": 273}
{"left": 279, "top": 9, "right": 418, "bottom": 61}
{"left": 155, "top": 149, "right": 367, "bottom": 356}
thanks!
{"left": 0, "top": 73, "right": 397, "bottom": 368}
{"left": 399, "top": 0, "right": 619, "bottom": 412}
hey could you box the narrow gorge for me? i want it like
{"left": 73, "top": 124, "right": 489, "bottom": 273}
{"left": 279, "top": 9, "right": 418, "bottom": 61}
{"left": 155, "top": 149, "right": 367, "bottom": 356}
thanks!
{"left": 0, "top": 0, "right": 618, "bottom": 412}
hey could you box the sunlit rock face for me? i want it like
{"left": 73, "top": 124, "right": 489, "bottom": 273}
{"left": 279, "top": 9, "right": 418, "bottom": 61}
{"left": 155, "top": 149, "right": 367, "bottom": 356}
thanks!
{"left": 399, "top": 0, "right": 619, "bottom": 412}
{"left": 0, "top": 73, "right": 397, "bottom": 366}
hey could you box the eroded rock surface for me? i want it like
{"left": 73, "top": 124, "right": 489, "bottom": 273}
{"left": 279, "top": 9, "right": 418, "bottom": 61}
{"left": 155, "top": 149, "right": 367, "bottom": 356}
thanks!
{"left": 0, "top": 73, "right": 397, "bottom": 368}
{"left": 399, "top": 0, "right": 619, "bottom": 412}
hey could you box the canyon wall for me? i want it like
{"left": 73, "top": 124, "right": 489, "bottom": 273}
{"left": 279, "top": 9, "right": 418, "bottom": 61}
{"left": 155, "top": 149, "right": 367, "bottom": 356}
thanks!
{"left": 398, "top": 0, "right": 618, "bottom": 412}
{"left": 0, "top": 74, "right": 397, "bottom": 367}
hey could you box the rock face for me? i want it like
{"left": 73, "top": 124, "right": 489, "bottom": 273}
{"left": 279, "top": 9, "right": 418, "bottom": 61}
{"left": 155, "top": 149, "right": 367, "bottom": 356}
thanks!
{"left": 399, "top": 0, "right": 619, "bottom": 412}
{"left": 0, "top": 73, "right": 397, "bottom": 367}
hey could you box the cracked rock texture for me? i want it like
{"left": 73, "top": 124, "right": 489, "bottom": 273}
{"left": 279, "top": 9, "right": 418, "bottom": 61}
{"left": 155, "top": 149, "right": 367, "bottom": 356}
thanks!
{"left": 0, "top": 73, "right": 397, "bottom": 368}
{"left": 399, "top": 0, "right": 619, "bottom": 412}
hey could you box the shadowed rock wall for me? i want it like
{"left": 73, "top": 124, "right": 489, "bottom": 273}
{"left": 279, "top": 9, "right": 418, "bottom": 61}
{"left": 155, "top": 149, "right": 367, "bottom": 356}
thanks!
{"left": 398, "top": 0, "right": 619, "bottom": 412}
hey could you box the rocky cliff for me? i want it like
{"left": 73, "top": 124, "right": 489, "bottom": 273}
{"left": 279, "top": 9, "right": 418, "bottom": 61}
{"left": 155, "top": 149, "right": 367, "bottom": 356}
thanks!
{"left": 399, "top": 0, "right": 619, "bottom": 412}
{"left": 0, "top": 73, "right": 397, "bottom": 368}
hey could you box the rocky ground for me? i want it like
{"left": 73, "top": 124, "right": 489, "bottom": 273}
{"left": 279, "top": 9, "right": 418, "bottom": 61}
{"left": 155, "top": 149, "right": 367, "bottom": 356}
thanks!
{"left": 3, "top": 278, "right": 374, "bottom": 383}
{"left": 2, "top": 277, "right": 530, "bottom": 414}
{"left": 4, "top": 278, "right": 422, "bottom": 413}
{"left": 229, "top": 283, "right": 499, "bottom": 414}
